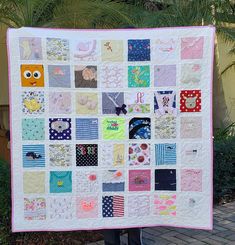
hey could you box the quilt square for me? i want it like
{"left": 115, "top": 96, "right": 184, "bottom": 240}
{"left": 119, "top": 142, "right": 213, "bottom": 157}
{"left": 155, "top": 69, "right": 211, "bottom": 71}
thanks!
{"left": 24, "top": 197, "right": 46, "bottom": 220}
{"left": 180, "top": 90, "right": 201, "bottom": 112}
{"left": 21, "top": 64, "right": 44, "bottom": 87}
{"left": 23, "top": 171, "right": 45, "bottom": 194}
{"left": 128, "top": 143, "right": 150, "bottom": 166}
{"left": 77, "top": 196, "right": 98, "bottom": 218}
{"left": 76, "top": 144, "right": 98, "bottom": 167}
{"left": 49, "top": 144, "right": 72, "bottom": 167}
{"left": 129, "top": 117, "right": 151, "bottom": 139}
{"left": 22, "top": 91, "right": 44, "bottom": 114}
{"left": 128, "top": 195, "right": 150, "bottom": 217}
{"left": 181, "top": 63, "right": 201, "bottom": 85}
{"left": 155, "top": 169, "right": 176, "bottom": 191}
{"left": 46, "top": 38, "right": 70, "bottom": 61}
{"left": 22, "top": 118, "right": 45, "bottom": 140}
{"left": 154, "top": 194, "right": 176, "bottom": 216}
{"left": 76, "top": 171, "right": 99, "bottom": 193}
{"left": 23, "top": 144, "right": 45, "bottom": 168}
{"left": 76, "top": 118, "right": 98, "bottom": 140}
{"left": 181, "top": 169, "right": 202, "bottom": 192}
{"left": 76, "top": 92, "right": 98, "bottom": 115}
{"left": 101, "top": 40, "right": 124, "bottom": 62}
{"left": 49, "top": 118, "right": 72, "bottom": 140}
{"left": 154, "top": 38, "right": 177, "bottom": 61}
{"left": 100, "top": 65, "right": 124, "bottom": 88}
{"left": 49, "top": 197, "right": 73, "bottom": 219}
{"left": 50, "top": 171, "right": 72, "bottom": 193}
{"left": 181, "top": 143, "right": 203, "bottom": 165}
{"left": 155, "top": 115, "right": 176, "bottom": 139}
{"left": 19, "top": 37, "right": 42, "bottom": 60}
{"left": 154, "top": 65, "right": 176, "bottom": 87}
{"left": 102, "top": 92, "right": 124, "bottom": 114}
{"left": 101, "top": 144, "right": 125, "bottom": 167}
{"left": 102, "top": 118, "right": 125, "bottom": 140}
{"left": 154, "top": 91, "right": 177, "bottom": 117}
{"left": 155, "top": 143, "right": 176, "bottom": 165}
{"left": 129, "top": 170, "right": 151, "bottom": 191}
{"left": 102, "top": 195, "right": 124, "bottom": 217}
{"left": 180, "top": 117, "right": 202, "bottom": 138}
{"left": 126, "top": 91, "right": 150, "bottom": 114}
{"left": 128, "top": 39, "right": 150, "bottom": 61}
{"left": 74, "top": 40, "right": 97, "bottom": 61}
{"left": 49, "top": 92, "right": 72, "bottom": 114}
{"left": 181, "top": 37, "right": 204, "bottom": 59}
{"left": 128, "top": 66, "right": 150, "bottom": 87}
{"left": 48, "top": 65, "right": 71, "bottom": 88}
{"left": 75, "top": 65, "right": 97, "bottom": 88}
{"left": 102, "top": 170, "right": 125, "bottom": 192}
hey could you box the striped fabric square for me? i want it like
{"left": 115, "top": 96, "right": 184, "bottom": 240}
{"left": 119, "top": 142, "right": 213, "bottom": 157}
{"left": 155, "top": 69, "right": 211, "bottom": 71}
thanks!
{"left": 102, "top": 195, "right": 124, "bottom": 217}
{"left": 76, "top": 118, "right": 98, "bottom": 140}
{"left": 23, "top": 145, "right": 45, "bottom": 168}
{"left": 155, "top": 143, "right": 176, "bottom": 165}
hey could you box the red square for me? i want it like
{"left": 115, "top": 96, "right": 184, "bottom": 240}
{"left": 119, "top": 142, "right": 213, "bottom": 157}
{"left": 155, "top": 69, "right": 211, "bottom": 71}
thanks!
{"left": 180, "top": 90, "right": 201, "bottom": 112}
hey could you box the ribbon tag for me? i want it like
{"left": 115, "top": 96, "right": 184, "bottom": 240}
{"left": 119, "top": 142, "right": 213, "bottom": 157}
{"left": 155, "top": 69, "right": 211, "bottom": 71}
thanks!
{"left": 115, "top": 104, "right": 127, "bottom": 116}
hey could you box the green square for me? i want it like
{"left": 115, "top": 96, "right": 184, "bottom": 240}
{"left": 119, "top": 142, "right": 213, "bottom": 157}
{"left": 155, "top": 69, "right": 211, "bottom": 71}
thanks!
{"left": 22, "top": 118, "right": 45, "bottom": 140}
{"left": 128, "top": 66, "right": 150, "bottom": 87}
{"left": 102, "top": 117, "right": 125, "bottom": 140}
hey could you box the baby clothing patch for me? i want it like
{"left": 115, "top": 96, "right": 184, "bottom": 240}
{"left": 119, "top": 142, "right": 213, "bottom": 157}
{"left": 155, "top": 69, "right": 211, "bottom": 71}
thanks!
{"left": 102, "top": 170, "right": 125, "bottom": 192}
{"left": 101, "top": 144, "right": 125, "bottom": 167}
{"left": 128, "top": 66, "right": 150, "bottom": 87}
{"left": 46, "top": 38, "right": 70, "bottom": 61}
{"left": 155, "top": 115, "right": 176, "bottom": 139}
{"left": 76, "top": 144, "right": 98, "bottom": 167}
{"left": 181, "top": 169, "right": 202, "bottom": 192}
{"left": 22, "top": 118, "right": 45, "bottom": 140}
{"left": 49, "top": 144, "right": 72, "bottom": 167}
{"left": 181, "top": 63, "right": 201, "bottom": 85}
{"left": 181, "top": 143, "right": 202, "bottom": 165}
{"left": 128, "top": 195, "right": 150, "bottom": 217}
{"left": 76, "top": 92, "right": 98, "bottom": 115}
{"left": 73, "top": 40, "right": 97, "bottom": 61}
{"left": 154, "top": 65, "right": 176, "bottom": 87}
{"left": 102, "top": 118, "right": 125, "bottom": 140}
{"left": 155, "top": 169, "right": 176, "bottom": 191}
{"left": 21, "top": 64, "right": 44, "bottom": 87}
{"left": 24, "top": 198, "right": 46, "bottom": 220}
{"left": 49, "top": 197, "right": 73, "bottom": 219}
{"left": 129, "top": 117, "right": 151, "bottom": 139}
{"left": 128, "top": 39, "right": 150, "bottom": 61}
{"left": 100, "top": 65, "right": 124, "bottom": 88}
{"left": 101, "top": 40, "right": 124, "bottom": 62}
{"left": 48, "top": 65, "right": 71, "bottom": 88}
{"left": 129, "top": 170, "right": 151, "bottom": 191}
{"left": 102, "top": 195, "right": 124, "bottom": 217}
{"left": 181, "top": 37, "right": 204, "bottom": 59}
{"left": 19, "top": 37, "right": 42, "bottom": 60}
{"left": 49, "top": 118, "right": 72, "bottom": 140}
{"left": 180, "top": 117, "right": 202, "bottom": 138}
{"left": 77, "top": 196, "right": 98, "bottom": 218}
{"left": 126, "top": 92, "right": 150, "bottom": 114}
{"left": 75, "top": 65, "right": 97, "bottom": 88}
{"left": 155, "top": 143, "right": 176, "bottom": 165}
{"left": 154, "top": 38, "right": 177, "bottom": 61}
{"left": 180, "top": 90, "right": 201, "bottom": 112}
{"left": 22, "top": 91, "right": 44, "bottom": 114}
{"left": 76, "top": 171, "right": 99, "bottom": 193}
{"left": 76, "top": 118, "right": 98, "bottom": 140}
{"left": 23, "top": 144, "right": 45, "bottom": 168}
{"left": 154, "top": 194, "right": 176, "bottom": 216}
{"left": 102, "top": 92, "right": 125, "bottom": 115}
{"left": 50, "top": 171, "right": 72, "bottom": 193}
{"left": 49, "top": 92, "right": 72, "bottom": 114}
{"left": 23, "top": 171, "right": 45, "bottom": 194}
{"left": 129, "top": 143, "right": 150, "bottom": 166}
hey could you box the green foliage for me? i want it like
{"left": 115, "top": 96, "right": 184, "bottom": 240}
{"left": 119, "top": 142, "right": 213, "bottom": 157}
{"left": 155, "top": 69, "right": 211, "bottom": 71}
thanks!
{"left": 214, "top": 122, "right": 235, "bottom": 142}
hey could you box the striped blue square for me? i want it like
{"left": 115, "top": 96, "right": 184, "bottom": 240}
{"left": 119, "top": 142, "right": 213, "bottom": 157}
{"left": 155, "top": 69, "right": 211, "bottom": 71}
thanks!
{"left": 76, "top": 118, "right": 98, "bottom": 140}
{"left": 155, "top": 143, "right": 176, "bottom": 165}
{"left": 22, "top": 145, "right": 45, "bottom": 168}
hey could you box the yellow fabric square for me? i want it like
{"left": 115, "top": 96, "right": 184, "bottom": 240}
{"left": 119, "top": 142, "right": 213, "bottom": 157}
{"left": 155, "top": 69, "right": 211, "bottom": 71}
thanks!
{"left": 101, "top": 40, "right": 124, "bottom": 62}
{"left": 23, "top": 171, "right": 45, "bottom": 194}
{"left": 102, "top": 117, "right": 125, "bottom": 140}
{"left": 113, "top": 144, "right": 125, "bottom": 166}
{"left": 76, "top": 92, "right": 98, "bottom": 115}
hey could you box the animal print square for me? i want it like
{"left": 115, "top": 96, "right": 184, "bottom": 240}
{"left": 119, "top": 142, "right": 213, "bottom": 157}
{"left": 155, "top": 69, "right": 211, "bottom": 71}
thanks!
{"left": 180, "top": 90, "right": 201, "bottom": 112}
{"left": 49, "top": 118, "right": 72, "bottom": 140}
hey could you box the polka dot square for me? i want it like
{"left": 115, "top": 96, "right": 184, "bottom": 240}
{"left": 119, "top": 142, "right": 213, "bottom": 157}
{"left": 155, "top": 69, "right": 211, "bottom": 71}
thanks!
{"left": 76, "top": 144, "right": 98, "bottom": 166}
{"left": 180, "top": 90, "right": 201, "bottom": 112}
{"left": 49, "top": 118, "right": 72, "bottom": 140}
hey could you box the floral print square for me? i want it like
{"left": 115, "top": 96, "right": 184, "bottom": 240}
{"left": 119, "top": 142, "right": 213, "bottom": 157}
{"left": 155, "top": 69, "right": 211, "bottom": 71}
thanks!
{"left": 75, "top": 65, "right": 97, "bottom": 88}
{"left": 46, "top": 38, "right": 70, "bottom": 61}
{"left": 24, "top": 198, "right": 46, "bottom": 220}
{"left": 128, "top": 143, "right": 150, "bottom": 166}
{"left": 128, "top": 66, "right": 150, "bottom": 87}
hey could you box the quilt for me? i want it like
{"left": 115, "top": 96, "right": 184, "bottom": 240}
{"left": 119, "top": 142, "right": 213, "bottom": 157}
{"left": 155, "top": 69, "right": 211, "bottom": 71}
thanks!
{"left": 7, "top": 26, "right": 215, "bottom": 232}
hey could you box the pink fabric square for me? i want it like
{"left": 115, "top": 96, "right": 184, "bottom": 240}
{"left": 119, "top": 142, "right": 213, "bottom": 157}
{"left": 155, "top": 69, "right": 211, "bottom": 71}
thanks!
{"left": 129, "top": 170, "right": 151, "bottom": 191}
{"left": 154, "top": 194, "right": 176, "bottom": 216}
{"left": 76, "top": 196, "right": 98, "bottom": 219}
{"left": 181, "top": 37, "right": 204, "bottom": 59}
{"left": 181, "top": 169, "right": 202, "bottom": 192}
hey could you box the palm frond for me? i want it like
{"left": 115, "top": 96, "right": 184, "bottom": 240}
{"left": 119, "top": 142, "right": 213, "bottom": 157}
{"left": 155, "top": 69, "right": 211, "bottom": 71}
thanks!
{"left": 221, "top": 61, "right": 235, "bottom": 75}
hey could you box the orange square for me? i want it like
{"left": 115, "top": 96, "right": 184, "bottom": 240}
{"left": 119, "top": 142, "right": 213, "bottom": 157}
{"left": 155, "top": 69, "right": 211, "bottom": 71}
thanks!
{"left": 21, "top": 64, "right": 44, "bottom": 87}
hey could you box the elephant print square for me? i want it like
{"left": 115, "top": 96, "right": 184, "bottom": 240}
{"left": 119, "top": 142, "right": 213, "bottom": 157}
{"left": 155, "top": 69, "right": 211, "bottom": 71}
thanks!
{"left": 22, "top": 91, "right": 44, "bottom": 114}
{"left": 46, "top": 38, "right": 70, "bottom": 61}
{"left": 181, "top": 169, "right": 202, "bottom": 192}
{"left": 181, "top": 63, "right": 202, "bottom": 85}
{"left": 76, "top": 144, "right": 98, "bottom": 167}
{"left": 49, "top": 92, "right": 72, "bottom": 114}
{"left": 128, "top": 39, "right": 150, "bottom": 61}
{"left": 22, "top": 118, "right": 45, "bottom": 140}
{"left": 180, "top": 90, "right": 201, "bottom": 112}
{"left": 129, "top": 170, "right": 151, "bottom": 191}
{"left": 101, "top": 144, "right": 125, "bottom": 167}
{"left": 154, "top": 65, "right": 176, "bottom": 87}
{"left": 49, "top": 144, "right": 72, "bottom": 167}
{"left": 21, "top": 64, "right": 44, "bottom": 87}
{"left": 74, "top": 40, "right": 97, "bottom": 61}
{"left": 155, "top": 115, "right": 176, "bottom": 139}
{"left": 75, "top": 65, "right": 97, "bottom": 88}
{"left": 181, "top": 37, "right": 204, "bottom": 59}
{"left": 180, "top": 117, "right": 202, "bottom": 138}
{"left": 155, "top": 169, "right": 176, "bottom": 191}
{"left": 48, "top": 65, "right": 71, "bottom": 88}
{"left": 128, "top": 143, "right": 150, "bottom": 166}
{"left": 23, "top": 144, "right": 45, "bottom": 168}
{"left": 102, "top": 92, "right": 124, "bottom": 115}
{"left": 128, "top": 66, "right": 150, "bottom": 88}
{"left": 154, "top": 38, "right": 177, "bottom": 61}
{"left": 49, "top": 118, "right": 71, "bottom": 140}
{"left": 154, "top": 194, "right": 176, "bottom": 216}
{"left": 77, "top": 196, "right": 98, "bottom": 219}
{"left": 128, "top": 195, "right": 150, "bottom": 217}
{"left": 76, "top": 171, "right": 99, "bottom": 193}
{"left": 101, "top": 40, "right": 124, "bottom": 62}
{"left": 129, "top": 117, "right": 151, "bottom": 139}
{"left": 102, "top": 118, "right": 126, "bottom": 140}
{"left": 49, "top": 197, "right": 73, "bottom": 219}
{"left": 76, "top": 92, "right": 98, "bottom": 115}
{"left": 24, "top": 198, "right": 46, "bottom": 220}
{"left": 100, "top": 65, "right": 124, "bottom": 88}
{"left": 19, "top": 37, "right": 42, "bottom": 60}
{"left": 23, "top": 171, "right": 45, "bottom": 194}
{"left": 76, "top": 118, "right": 98, "bottom": 140}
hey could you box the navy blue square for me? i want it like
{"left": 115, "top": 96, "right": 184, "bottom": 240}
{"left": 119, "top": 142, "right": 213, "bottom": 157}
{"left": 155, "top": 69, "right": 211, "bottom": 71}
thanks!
{"left": 128, "top": 39, "right": 150, "bottom": 61}
{"left": 155, "top": 169, "right": 176, "bottom": 191}
{"left": 102, "top": 196, "right": 114, "bottom": 217}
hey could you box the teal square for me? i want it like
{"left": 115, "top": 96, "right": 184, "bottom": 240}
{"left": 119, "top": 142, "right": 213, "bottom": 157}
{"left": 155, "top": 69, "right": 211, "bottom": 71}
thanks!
{"left": 50, "top": 171, "right": 72, "bottom": 193}
{"left": 128, "top": 66, "right": 150, "bottom": 87}
{"left": 22, "top": 118, "right": 45, "bottom": 140}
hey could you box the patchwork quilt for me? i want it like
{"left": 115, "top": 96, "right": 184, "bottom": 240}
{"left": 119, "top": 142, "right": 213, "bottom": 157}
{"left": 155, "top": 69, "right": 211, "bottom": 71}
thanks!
{"left": 7, "top": 26, "right": 215, "bottom": 232}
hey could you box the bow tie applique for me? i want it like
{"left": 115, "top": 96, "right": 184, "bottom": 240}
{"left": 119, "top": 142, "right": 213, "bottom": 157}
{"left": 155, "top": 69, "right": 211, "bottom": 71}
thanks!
{"left": 115, "top": 104, "right": 127, "bottom": 116}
